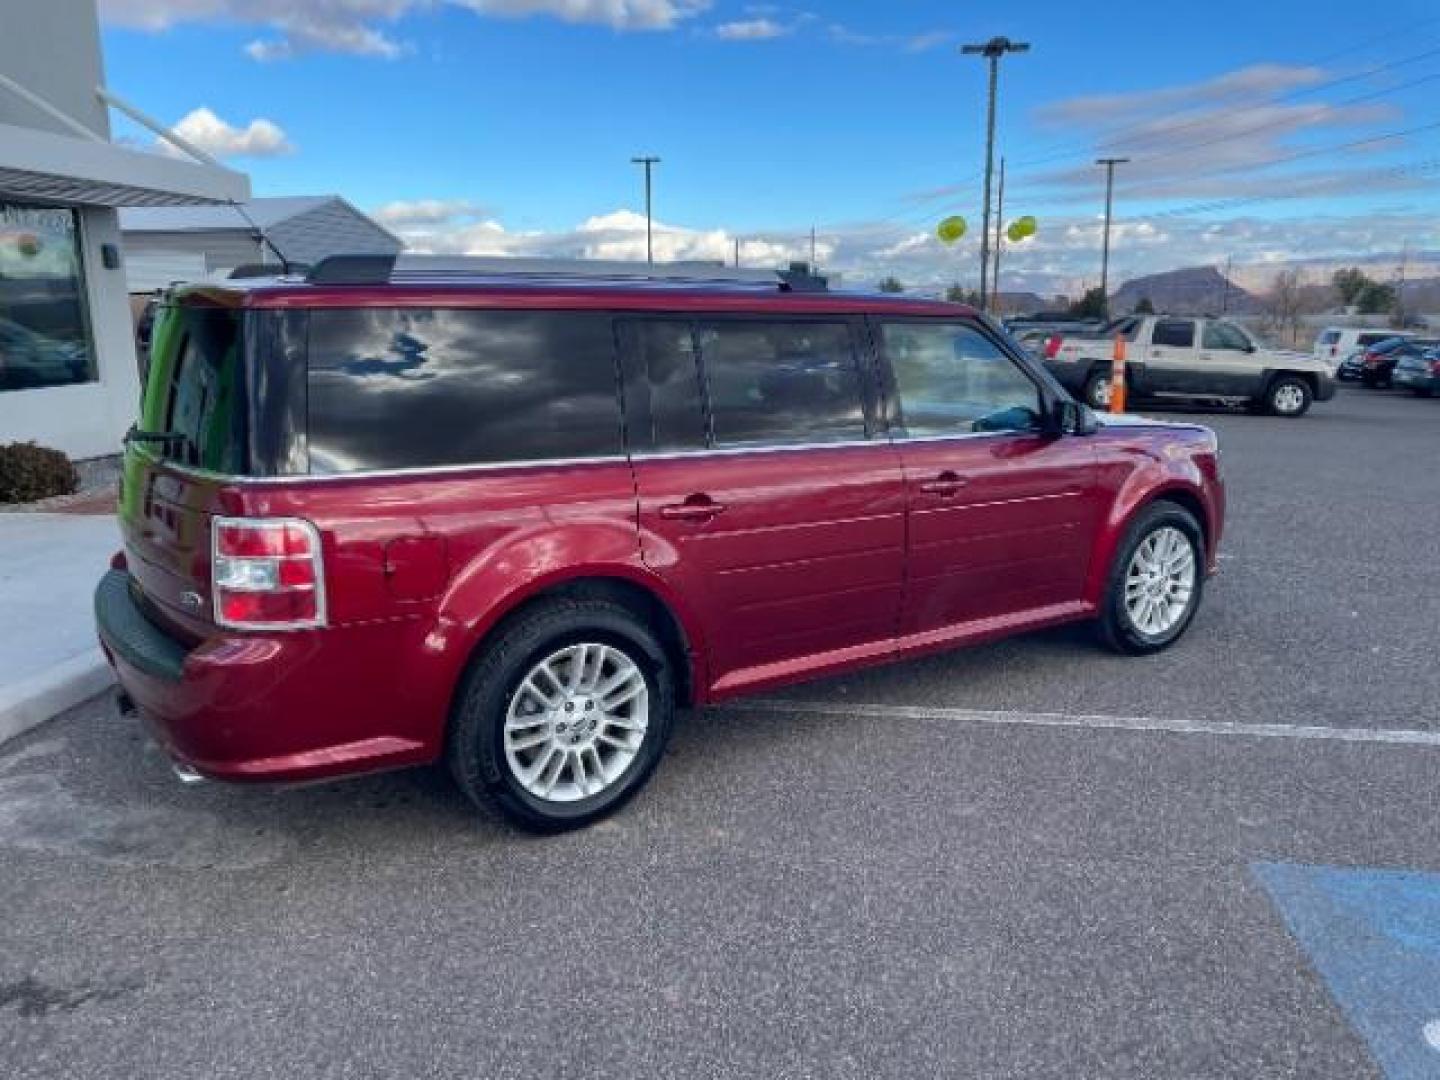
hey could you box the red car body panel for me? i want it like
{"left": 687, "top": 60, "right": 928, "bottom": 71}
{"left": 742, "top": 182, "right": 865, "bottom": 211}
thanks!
{"left": 100, "top": 280, "right": 1225, "bottom": 785}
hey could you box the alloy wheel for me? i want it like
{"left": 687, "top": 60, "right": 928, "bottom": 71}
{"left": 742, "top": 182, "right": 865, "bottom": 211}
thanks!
{"left": 503, "top": 643, "right": 649, "bottom": 803}
{"left": 1123, "top": 526, "right": 1197, "bottom": 637}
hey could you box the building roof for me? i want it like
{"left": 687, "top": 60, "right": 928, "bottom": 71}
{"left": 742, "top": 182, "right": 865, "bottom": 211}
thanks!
{"left": 0, "top": 120, "right": 248, "bottom": 207}
{"left": 118, "top": 196, "right": 340, "bottom": 232}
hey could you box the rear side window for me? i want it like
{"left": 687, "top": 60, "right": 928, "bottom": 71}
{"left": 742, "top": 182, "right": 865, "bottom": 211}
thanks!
{"left": 1358, "top": 333, "right": 1391, "bottom": 347}
{"left": 306, "top": 309, "right": 622, "bottom": 473}
{"left": 1152, "top": 319, "right": 1196, "bottom": 348}
{"left": 699, "top": 321, "right": 865, "bottom": 448}
{"left": 142, "top": 304, "right": 246, "bottom": 473}
{"left": 623, "top": 318, "right": 868, "bottom": 451}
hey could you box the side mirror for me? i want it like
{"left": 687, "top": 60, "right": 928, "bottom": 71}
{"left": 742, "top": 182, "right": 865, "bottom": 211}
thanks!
{"left": 1051, "top": 399, "right": 1098, "bottom": 436}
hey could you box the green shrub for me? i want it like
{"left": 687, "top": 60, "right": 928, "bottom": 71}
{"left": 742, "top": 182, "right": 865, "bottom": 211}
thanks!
{"left": 0, "top": 442, "right": 79, "bottom": 503}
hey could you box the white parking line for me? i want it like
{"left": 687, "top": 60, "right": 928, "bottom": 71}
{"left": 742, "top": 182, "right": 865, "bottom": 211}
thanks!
{"left": 737, "top": 699, "right": 1440, "bottom": 748}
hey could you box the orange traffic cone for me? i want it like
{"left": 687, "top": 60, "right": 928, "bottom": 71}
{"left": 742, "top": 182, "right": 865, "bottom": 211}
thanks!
{"left": 1109, "top": 335, "right": 1127, "bottom": 413}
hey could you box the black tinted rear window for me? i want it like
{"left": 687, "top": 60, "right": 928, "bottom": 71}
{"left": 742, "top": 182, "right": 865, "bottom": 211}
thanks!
{"left": 1152, "top": 319, "right": 1195, "bottom": 348}
{"left": 141, "top": 304, "right": 246, "bottom": 473}
{"left": 306, "top": 309, "right": 622, "bottom": 473}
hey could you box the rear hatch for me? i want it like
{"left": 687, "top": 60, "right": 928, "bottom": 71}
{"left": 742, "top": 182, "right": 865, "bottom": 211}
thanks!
{"left": 120, "top": 294, "right": 248, "bottom": 642}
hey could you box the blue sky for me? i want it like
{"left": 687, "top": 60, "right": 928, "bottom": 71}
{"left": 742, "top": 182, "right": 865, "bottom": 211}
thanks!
{"left": 97, "top": 0, "right": 1440, "bottom": 292}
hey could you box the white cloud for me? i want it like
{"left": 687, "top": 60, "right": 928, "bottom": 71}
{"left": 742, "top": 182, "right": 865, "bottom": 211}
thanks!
{"left": 1038, "top": 64, "right": 1326, "bottom": 126}
{"left": 100, "top": 0, "right": 710, "bottom": 59}
{"left": 714, "top": 17, "right": 787, "bottom": 40}
{"left": 371, "top": 199, "right": 489, "bottom": 226}
{"left": 162, "top": 107, "right": 294, "bottom": 158}
{"left": 905, "top": 30, "right": 952, "bottom": 53}
{"left": 375, "top": 197, "right": 1439, "bottom": 301}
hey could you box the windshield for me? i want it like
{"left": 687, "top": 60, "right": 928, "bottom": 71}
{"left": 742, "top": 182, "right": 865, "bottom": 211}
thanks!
{"left": 139, "top": 303, "right": 246, "bottom": 473}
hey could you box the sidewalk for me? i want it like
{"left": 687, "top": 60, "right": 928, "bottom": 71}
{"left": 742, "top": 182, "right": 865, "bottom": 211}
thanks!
{"left": 0, "top": 512, "right": 119, "bottom": 746}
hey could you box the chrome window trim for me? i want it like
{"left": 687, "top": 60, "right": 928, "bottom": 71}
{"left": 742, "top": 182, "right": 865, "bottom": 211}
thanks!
{"left": 628, "top": 437, "right": 886, "bottom": 462}
{"left": 139, "top": 429, "right": 1047, "bottom": 483}
{"left": 139, "top": 451, "right": 633, "bottom": 486}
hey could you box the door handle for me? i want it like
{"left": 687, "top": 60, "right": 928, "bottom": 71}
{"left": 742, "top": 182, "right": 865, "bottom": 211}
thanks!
{"left": 918, "top": 471, "right": 968, "bottom": 497}
{"left": 659, "top": 495, "right": 727, "bottom": 521}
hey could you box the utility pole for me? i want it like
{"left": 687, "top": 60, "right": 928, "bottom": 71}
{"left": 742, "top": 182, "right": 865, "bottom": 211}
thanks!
{"left": 809, "top": 226, "right": 817, "bottom": 269}
{"left": 962, "top": 36, "right": 1029, "bottom": 315}
{"left": 1221, "top": 256, "right": 1233, "bottom": 315}
{"left": 1096, "top": 156, "right": 1128, "bottom": 317}
{"left": 991, "top": 156, "right": 1006, "bottom": 314}
{"left": 734, "top": 236, "right": 741, "bottom": 268}
{"left": 630, "top": 155, "right": 661, "bottom": 265}
{"left": 1397, "top": 239, "right": 1410, "bottom": 326}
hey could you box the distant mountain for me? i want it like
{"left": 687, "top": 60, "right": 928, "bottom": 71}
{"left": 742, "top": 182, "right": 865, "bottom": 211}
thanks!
{"left": 1111, "top": 265, "right": 1257, "bottom": 315}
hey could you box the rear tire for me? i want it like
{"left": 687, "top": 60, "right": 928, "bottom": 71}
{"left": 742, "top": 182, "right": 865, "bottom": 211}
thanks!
{"left": 1097, "top": 501, "right": 1205, "bottom": 655}
{"left": 1266, "top": 376, "right": 1312, "bottom": 417}
{"left": 447, "top": 598, "right": 675, "bottom": 832}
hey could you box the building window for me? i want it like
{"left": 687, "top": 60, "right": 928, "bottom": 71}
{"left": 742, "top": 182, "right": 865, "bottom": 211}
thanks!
{"left": 0, "top": 203, "right": 95, "bottom": 392}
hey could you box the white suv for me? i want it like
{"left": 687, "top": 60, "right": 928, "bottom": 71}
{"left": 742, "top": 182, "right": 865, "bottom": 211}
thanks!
{"left": 1313, "top": 327, "right": 1410, "bottom": 372}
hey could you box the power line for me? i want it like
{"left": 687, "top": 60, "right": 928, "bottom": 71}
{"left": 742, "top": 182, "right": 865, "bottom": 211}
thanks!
{"left": 1010, "top": 39, "right": 1440, "bottom": 172}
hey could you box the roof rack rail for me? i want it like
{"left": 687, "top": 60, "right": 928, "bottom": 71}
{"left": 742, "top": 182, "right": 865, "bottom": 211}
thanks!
{"left": 229, "top": 262, "right": 309, "bottom": 280}
{"left": 305, "top": 254, "right": 826, "bottom": 291}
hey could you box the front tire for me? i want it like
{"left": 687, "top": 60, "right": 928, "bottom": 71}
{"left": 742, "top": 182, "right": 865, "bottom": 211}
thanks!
{"left": 1097, "top": 502, "right": 1205, "bottom": 655}
{"left": 1083, "top": 369, "right": 1114, "bottom": 411}
{"left": 448, "top": 598, "right": 676, "bottom": 832}
{"left": 1266, "top": 376, "right": 1312, "bottom": 417}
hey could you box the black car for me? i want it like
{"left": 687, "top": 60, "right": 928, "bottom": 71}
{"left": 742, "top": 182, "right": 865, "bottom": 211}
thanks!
{"left": 1360, "top": 337, "right": 1440, "bottom": 388}
{"left": 1393, "top": 347, "right": 1440, "bottom": 397}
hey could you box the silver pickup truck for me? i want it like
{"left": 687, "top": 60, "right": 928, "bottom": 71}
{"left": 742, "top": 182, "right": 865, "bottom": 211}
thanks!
{"left": 1040, "top": 315, "right": 1336, "bottom": 417}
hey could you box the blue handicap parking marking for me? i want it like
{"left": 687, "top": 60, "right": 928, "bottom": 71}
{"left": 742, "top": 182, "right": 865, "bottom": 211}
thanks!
{"left": 1255, "top": 862, "right": 1440, "bottom": 1079}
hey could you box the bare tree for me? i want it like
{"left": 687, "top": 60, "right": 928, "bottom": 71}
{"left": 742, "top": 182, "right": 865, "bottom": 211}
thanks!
{"left": 1264, "top": 269, "right": 1307, "bottom": 346}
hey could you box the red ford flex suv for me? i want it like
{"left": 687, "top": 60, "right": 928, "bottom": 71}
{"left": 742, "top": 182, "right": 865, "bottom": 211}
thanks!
{"left": 96, "top": 256, "right": 1225, "bottom": 831}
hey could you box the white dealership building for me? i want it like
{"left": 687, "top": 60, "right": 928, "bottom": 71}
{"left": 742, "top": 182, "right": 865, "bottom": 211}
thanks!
{"left": 0, "top": 0, "right": 248, "bottom": 459}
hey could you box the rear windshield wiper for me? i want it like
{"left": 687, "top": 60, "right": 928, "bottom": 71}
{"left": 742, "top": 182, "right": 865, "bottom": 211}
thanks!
{"left": 124, "top": 426, "right": 197, "bottom": 462}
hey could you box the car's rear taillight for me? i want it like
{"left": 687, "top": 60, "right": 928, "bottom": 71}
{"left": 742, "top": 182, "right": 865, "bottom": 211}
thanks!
{"left": 1430, "top": 358, "right": 1440, "bottom": 375}
{"left": 212, "top": 517, "right": 326, "bottom": 630}
{"left": 1044, "top": 334, "right": 1062, "bottom": 359}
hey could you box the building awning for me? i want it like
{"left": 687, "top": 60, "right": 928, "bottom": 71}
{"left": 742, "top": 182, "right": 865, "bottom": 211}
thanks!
{"left": 0, "top": 121, "right": 248, "bottom": 207}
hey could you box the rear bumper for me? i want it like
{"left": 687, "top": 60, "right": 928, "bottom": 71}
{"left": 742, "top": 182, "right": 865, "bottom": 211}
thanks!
{"left": 1393, "top": 370, "right": 1439, "bottom": 393}
{"left": 95, "top": 569, "right": 439, "bottom": 784}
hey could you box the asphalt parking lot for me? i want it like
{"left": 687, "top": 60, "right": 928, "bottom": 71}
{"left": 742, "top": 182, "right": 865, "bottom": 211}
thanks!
{"left": 2, "top": 386, "right": 1437, "bottom": 1079}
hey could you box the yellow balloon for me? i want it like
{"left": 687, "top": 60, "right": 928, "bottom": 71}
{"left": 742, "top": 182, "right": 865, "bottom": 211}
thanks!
{"left": 1006, "top": 220, "right": 1027, "bottom": 243}
{"left": 937, "top": 216, "right": 967, "bottom": 244}
{"left": 1010, "top": 215, "right": 1038, "bottom": 241}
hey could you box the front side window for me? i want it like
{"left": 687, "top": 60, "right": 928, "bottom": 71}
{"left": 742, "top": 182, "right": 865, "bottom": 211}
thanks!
{"left": 0, "top": 203, "right": 95, "bottom": 392}
{"left": 1317, "top": 330, "right": 1340, "bottom": 346}
{"left": 1152, "top": 319, "right": 1196, "bottom": 348}
{"left": 1202, "top": 320, "right": 1251, "bottom": 352}
{"left": 307, "top": 309, "right": 622, "bottom": 473}
{"left": 881, "top": 321, "right": 1041, "bottom": 437}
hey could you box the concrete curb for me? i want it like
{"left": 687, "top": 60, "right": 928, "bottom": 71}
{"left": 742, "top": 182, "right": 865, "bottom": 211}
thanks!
{"left": 0, "top": 650, "right": 114, "bottom": 748}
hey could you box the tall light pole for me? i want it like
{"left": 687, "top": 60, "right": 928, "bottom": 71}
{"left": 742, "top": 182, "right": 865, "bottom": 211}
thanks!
{"left": 991, "top": 156, "right": 1006, "bottom": 313}
{"left": 962, "top": 35, "right": 1029, "bottom": 315}
{"left": 631, "top": 155, "right": 661, "bottom": 265}
{"left": 1096, "top": 156, "right": 1128, "bottom": 316}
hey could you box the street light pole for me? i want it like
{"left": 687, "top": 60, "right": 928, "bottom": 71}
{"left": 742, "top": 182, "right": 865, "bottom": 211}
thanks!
{"left": 631, "top": 155, "right": 661, "bottom": 265}
{"left": 991, "top": 156, "right": 1005, "bottom": 313}
{"left": 1096, "top": 156, "right": 1128, "bottom": 317}
{"left": 962, "top": 36, "right": 1029, "bottom": 315}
